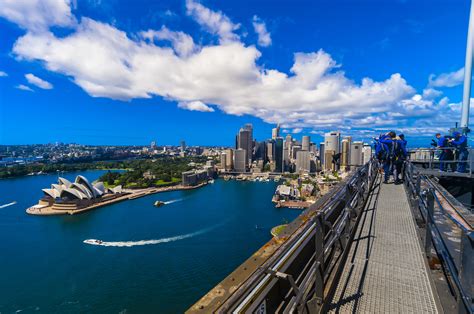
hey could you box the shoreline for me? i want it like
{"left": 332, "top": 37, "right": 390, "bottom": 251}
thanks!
{"left": 26, "top": 182, "right": 208, "bottom": 216}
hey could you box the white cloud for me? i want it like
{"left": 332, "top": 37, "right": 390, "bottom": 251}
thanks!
{"left": 292, "top": 128, "right": 302, "bottom": 134}
{"left": 185, "top": 0, "right": 240, "bottom": 43}
{"left": 2, "top": 0, "right": 459, "bottom": 136}
{"left": 0, "top": 0, "right": 75, "bottom": 31}
{"left": 252, "top": 16, "right": 271, "bottom": 47}
{"left": 178, "top": 100, "right": 214, "bottom": 112}
{"left": 0, "top": 71, "right": 7, "bottom": 77}
{"left": 16, "top": 84, "right": 34, "bottom": 92}
{"left": 429, "top": 67, "right": 464, "bottom": 87}
{"left": 25, "top": 73, "right": 53, "bottom": 89}
{"left": 140, "top": 26, "right": 196, "bottom": 57}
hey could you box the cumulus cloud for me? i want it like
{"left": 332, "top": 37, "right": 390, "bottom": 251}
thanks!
{"left": 140, "top": 26, "right": 196, "bottom": 57}
{"left": 429, "top": 67, "right": 464, "bottom": 88}
{"left": 185, "top": 0, "right": 240, "bottom": 43}
{"left": 252, "top": 15, "right": 271, "bottom": 47}
{"left": 16, "top": 84, "right": 34, "bottom": 92}
{"left": 1, "top": 0, "right": 461, "bottom": 136}
{"left": 25, "top": 73, "right": 53, "bottom": 89}
{"left": 0, "top": 0, "right": 75, "bottom": 31}
{"left": 0, "top": 71, "right": 7, "bottom": 77}
{"left": 178, "top": 100, "right": 214, "bottom": 112}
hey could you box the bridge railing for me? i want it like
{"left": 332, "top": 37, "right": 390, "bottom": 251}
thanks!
{"left": 404, "top": 161, "right": 473, "bottom": 314}
{"left": 408, "top": 147, "right": 474, "bottom": 175}
{"left": 209, "top": 158, "right": 379, "bottom": 313}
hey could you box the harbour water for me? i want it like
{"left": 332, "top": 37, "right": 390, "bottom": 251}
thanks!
{"left": 0, "top": 170, "right": 299, "bottom": 313}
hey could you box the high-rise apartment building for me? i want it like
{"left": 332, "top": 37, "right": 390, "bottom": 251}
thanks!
{"left": 350, "top": 141, "right": 363, "bottom": 168}
{"left": 225, "top": 149, "right": 234, "bottom": 170}
{"left": 272, "top": 124, "right": 280, "bottom": 139}
{"left": 341, "top": 137, "right": 351, "bottom": 170}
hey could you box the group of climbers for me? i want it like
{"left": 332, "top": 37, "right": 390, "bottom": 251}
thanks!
{"left": 434, "top": 132, "right": 469, "bottom": 173}
{"left": 375, "top": 131, "right": 407, "bottom": 184}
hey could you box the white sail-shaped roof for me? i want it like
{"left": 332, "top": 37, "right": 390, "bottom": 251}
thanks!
{"left": 93, "top": 182, "right": 105, "bottom": 195}
{"left": 70, "top": 183, "right": 93, "bottom": 199}
{"left": 75, "top": 175, "right": 96, "bottom": 197}
{"left": 58, "top": 177, "right": 72, "bottom": 188}
{"left": 60, "top": 188, "right": 87, "bottom": 200}
{"left": 42, "top": 188, "right": 60, "bottom": 198}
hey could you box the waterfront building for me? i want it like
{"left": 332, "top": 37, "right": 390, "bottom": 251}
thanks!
{"left": 302, "top": 135, "right": 310, "bottom": 151}
{"left": 350, "top": 141, "right": 363, "bottom": 169}
{"left": 296, "top": 150, "right": 311, "bottom": 173}
{"left": 182, "top": 169, "right": 213, "bottom": 186}
{"left": 254, "top": 141, "right": 267, "bottom": 161}
{"left": 237, "top": 124, "right": 253, "bottom": 165}
{"left": 234, "top": 148, "right": 247, "bottom": 172}
{"left": 225, "top": 149, "right": 234, "bottom": 170}
{"left": 180, "top": 141, "right": 186, "bottom": 153}
{"left": 38, "top": 175, "right": 123, "bottom": 212}
{"left": 274, "top": 137, "right": 284, "bottom": 173}
{"left": 220, "top": 153, "right": 227, "bottom": 170}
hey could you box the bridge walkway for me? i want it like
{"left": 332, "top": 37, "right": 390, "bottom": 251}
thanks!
{"left": 329, "top": 176, "right": 439, "bottom": 313}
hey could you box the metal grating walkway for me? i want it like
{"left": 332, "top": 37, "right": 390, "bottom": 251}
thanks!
{"left": 329, "top": 177, "right": 439, "bottom": 313}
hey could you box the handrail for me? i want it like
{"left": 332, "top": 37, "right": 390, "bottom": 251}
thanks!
{"left": 404, "top": 161, "right": 473, "bottom": 314}
{"left": 211, "top": 158, "right": 378, "bottom": 313}
{"left": 408, "top": 147, "right": 473, "bottom": 176}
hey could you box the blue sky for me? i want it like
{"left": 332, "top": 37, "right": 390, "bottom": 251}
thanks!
{"left": 0, "top": 0, "right": 471, "bottom": 147}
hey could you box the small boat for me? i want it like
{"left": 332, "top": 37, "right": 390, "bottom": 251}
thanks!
{"left": 208, "top": 179, "right": 215, "bottom": 184}
{"left": 84, "top": 239, "right": 103, "bottom": 245}
{"left": 154, "top": 201, "right": 165, "bottom": 207}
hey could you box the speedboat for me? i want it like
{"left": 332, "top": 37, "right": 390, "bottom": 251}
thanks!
{"left": 154, "top": 201, "right": 165, "bottom": 207}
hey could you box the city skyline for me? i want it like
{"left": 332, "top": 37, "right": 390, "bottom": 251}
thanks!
{"left": 0, "top": 0, "right": 472, "bottom": 146}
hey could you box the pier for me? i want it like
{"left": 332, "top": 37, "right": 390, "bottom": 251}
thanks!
{"left": 188, "top": 158, "right": 473, "bottom": 313}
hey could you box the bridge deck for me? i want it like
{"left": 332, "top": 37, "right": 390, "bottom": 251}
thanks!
{"left": 330, "top": 178, "right": 439, "bottom": 313}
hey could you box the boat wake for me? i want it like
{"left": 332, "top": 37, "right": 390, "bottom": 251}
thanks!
{"left": 83, "top": 222, "right": 223, "bottom": 247}
{"left": 0, "top": 201, "right": 17, "bottom": 209}
{"left": 164, "top": 198, "right": 182, "bottom": 205}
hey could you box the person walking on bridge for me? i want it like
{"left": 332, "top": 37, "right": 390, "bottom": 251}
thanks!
{"left": 379, "top": 131, "right": 396, "bottom": 183}
{"left": 435, "top": 133, "right": 449, "bottom": 172}
{"left": 449, "top": 132, "right": 468, "bottom": 173}
{"left": 394, "top": 134, "right": 407, "bottom": 184}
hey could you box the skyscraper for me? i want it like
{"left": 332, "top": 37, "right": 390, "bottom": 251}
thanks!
{"left": 341, "top": 137, "right": 351, "bottom": 170}
{"left": 324, "top": 131, "right": 341, "bottom": 154}
{"left": 350, "top": 141, "right": 363, "bottom": 169}
{"left": 150, "top": 141, "right": 156, "bottom": 149}
{"left": 272, "top": 124, "right": 280, "bottom": 139}
{"left": 180, "top": 140, "right": 186, "bottom": 153}
{"left": 225, "top": 149, "right": 234, "bottom": 170}
{"left": 237, "top": 124, "right": 253, "bottom": 165}
{"left": 237, "top": 128, "right": 250, "bottom": 166}
{"left": 362, "top": 144, "right": 372, "bottom": 164}
{"left": 302, "top": 135, "right": 310, "bottom": 151}
{"left": 220, "top": 153, "right": 227, "bottom": 170}
{"left": 244, "top": 123, "right": 253, "bottom": 163}
{"left": 234, "top": 149, "right": 246, "bottom": 172}
{"left": 296, "top": 150, "right": 311, "bottom": 173}
{"left": 274, "top": 137, "right": 284, "bottom": 172}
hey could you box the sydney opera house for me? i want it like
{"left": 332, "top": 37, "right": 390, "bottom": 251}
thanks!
{"left": 38, "top": 175, "right": 124, "bottom": 212}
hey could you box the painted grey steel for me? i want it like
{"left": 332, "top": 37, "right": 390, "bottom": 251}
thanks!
{"left": 462, "top": 0, "right": 474, "bottom": 129}
{"left": 405, "top": 161, "right": 474, "bottom": 313}
{"left": 408, "top": 148, "right": 474, "bottom": 179}
{"left": 330, "top": 180, "right": 439, "bottom": 313}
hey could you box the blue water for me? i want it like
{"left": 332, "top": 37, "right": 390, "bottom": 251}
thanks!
{"left": 0, "top": 170, "right": 299, "bottom": 313}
